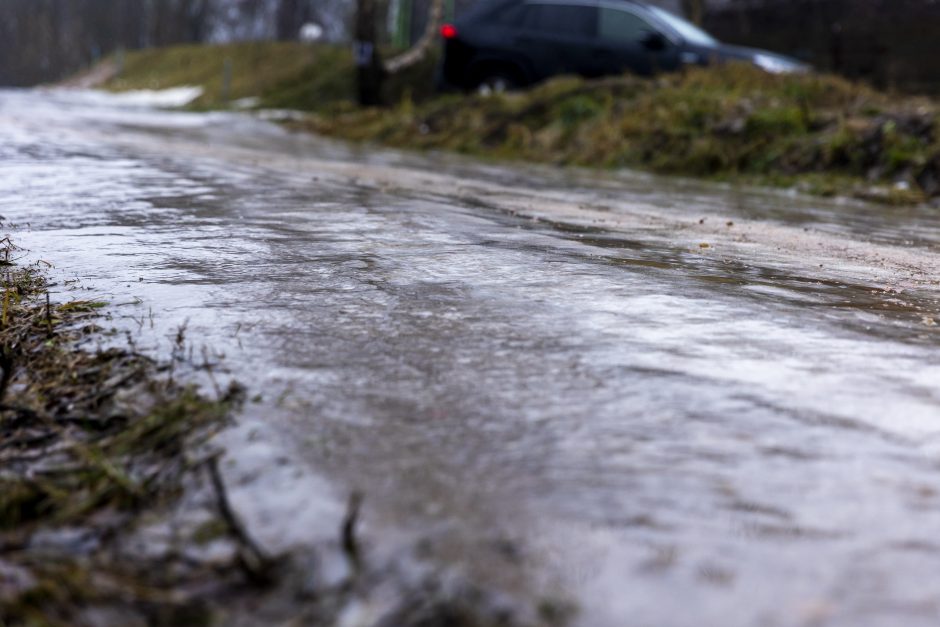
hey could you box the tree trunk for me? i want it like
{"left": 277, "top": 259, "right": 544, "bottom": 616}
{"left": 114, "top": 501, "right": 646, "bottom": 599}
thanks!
{"left": 355, "top": 0, "right": 384, "bottom": 106}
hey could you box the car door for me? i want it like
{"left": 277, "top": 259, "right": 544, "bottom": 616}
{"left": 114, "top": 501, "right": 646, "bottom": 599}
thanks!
{"left": 593, "top": 3, "right": 680, "bottom": 76}
{"left": 514, "top": 1, "right": 599, "bottom": 82}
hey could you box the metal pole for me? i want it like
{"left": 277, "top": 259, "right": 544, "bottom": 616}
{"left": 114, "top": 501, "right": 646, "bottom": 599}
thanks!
{"left": 115, "top": 47, "right": 125, "bottom": 77}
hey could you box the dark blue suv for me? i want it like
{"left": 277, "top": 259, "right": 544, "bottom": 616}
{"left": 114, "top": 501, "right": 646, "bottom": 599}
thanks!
{"left": 439, "top": 0, "right": 807, "bottom": 92}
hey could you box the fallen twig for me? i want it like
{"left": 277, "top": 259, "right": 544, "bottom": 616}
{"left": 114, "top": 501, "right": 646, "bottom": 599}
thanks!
{"left": 207, "top": 455, "right": 274, "bottom": 585}
{"left": 342, "top": 490, "right": 364, "bottom": 574}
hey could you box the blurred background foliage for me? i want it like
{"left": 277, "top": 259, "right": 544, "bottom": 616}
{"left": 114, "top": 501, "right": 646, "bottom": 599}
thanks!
{"left": 1, "top": 0, "right": 939, "bottom": 96}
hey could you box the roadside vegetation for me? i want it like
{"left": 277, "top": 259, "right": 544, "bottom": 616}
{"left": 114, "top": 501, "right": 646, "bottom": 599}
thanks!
{"left": 95, "top": 43, "right": 940, "bottom": 209}
{"left": 304, "top": 66, "right": 940, "bottom": 206}
{"left": 98, "top": 42, "right": 940, "bottom": 205}
{"left": 0, "top": 234, "right": 248, "bottom": 624}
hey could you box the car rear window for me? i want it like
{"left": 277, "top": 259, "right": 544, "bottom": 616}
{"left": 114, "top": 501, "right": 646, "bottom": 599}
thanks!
{"left": 521, "top": 3, "right": 597, "bottom": 37}
{"left": 598, "top": 6, "right": 654, "bottom": 43}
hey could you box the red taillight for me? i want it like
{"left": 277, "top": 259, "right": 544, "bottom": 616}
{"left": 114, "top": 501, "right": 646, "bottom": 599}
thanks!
{"left": 441, "top": 24, "right": 458, "bottom": 39}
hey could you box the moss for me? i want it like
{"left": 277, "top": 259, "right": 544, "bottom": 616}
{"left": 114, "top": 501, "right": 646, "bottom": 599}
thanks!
{"left": 258, "top": 50, "right": 355, "bottom": 111}
{"left": 882, "top": 131, "right": 929, "bottom": 173}
{"left": 555, "top": 94, "right": 605, "bottom": 128}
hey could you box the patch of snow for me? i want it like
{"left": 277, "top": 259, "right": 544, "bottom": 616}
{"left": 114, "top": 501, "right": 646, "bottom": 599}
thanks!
{"left": 300, "top": 22, "right": 324, "bottom": 42}
{"left": 100, "top": 86, "right": 205, "bottom": 108}
{"left": 256, "top": 109, "right": 308, "bottom": 122}
{"left": 232, "top": 96, "right": 261, "bottom": 110}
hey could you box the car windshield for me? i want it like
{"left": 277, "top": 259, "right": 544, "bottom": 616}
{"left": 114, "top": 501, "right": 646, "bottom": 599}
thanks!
{"left": 646, "top": 6, "right": 718, "bottom": 46}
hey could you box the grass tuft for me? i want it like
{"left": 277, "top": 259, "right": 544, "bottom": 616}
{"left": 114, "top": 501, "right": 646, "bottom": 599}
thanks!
{"left": 0, "top": 237, "right": 243, "bottom": 625}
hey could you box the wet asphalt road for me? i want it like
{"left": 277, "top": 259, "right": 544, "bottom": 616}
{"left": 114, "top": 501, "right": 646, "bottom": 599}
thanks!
{"left": 3, "top": 89, "right": 940, "bottom": 626}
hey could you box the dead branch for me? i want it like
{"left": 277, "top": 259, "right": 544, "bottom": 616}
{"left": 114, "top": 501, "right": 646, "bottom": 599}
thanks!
{"left": 384, "top": 0, "right": 444, "bottom": 74}
{"left": 342, "top": 490, "right": 364, "bottom": 572}
{"left": 207, "top": 455, "right": 274, "bottom": 585}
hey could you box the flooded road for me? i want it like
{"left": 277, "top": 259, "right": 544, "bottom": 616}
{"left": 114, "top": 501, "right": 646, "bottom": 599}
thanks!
{"left": 3, "top": 88, "right": 940, "bottom": 626}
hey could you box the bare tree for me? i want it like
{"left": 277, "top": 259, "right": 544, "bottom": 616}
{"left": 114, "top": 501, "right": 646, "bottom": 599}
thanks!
{"left": 352, "top": 0, "right": 443, "bottom": 105}
{"left": 384, "top": 0, "right": 442, "bottom": 73}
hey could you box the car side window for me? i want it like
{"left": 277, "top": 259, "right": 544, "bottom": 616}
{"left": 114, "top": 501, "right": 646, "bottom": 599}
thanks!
{"left": 521, "top": 3, "right": 597, "bottom": 38}
{"left": 493, "top": 3, "right": 528, "bottom": 26}
{"left": 598, "top": 6, "right": 655, "bottom": 43}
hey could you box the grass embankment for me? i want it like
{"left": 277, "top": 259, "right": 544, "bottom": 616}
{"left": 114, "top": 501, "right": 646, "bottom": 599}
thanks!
{"left": 101, "top": 42, "right": 940, "bottom": 204}
{"left": 304, "top": 66, "right": 940, "bottom": 206}
{"left": 106, "top": 41, "right": 437, "bottom": 110}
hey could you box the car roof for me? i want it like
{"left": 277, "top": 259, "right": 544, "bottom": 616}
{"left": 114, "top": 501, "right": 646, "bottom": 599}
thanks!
{"left": 462, "top": 0, "right": 662, "bottom": 27}
{"left": 490, "top": 0, "right": 653, "bottom": 7}
{"left": 466, "top": 0, "right": 657, "bottom": 17}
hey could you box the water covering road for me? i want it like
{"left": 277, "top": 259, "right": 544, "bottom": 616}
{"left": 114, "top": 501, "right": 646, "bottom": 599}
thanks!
{"left": 3, "top": 89, "right": 940, "bottom": 626}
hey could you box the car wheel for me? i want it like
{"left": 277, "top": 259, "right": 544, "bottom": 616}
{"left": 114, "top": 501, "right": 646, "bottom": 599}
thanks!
{"left": 475, "top": 73, "right": 517, "bottom": 96}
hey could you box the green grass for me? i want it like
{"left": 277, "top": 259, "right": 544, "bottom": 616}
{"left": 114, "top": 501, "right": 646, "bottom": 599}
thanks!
{"left": 107, "top": 41, "right": 355, "bottom": 109}
{"left": 105, "top": 41, "right": 438, "bottom": 111}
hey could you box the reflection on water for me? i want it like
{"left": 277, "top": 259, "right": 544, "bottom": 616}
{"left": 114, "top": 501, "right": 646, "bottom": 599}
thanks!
{"left": 3, "top": 89, "right": 940, "bottom": 626}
